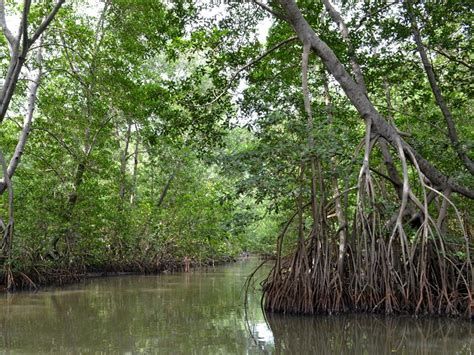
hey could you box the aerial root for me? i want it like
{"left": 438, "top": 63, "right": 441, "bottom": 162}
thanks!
{"left": 259, "top": 121, "right": 472, "bottom": 318}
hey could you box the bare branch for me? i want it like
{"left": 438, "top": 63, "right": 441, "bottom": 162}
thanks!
{"left": 204, "top": 36, "right": 298, "bottom": 106}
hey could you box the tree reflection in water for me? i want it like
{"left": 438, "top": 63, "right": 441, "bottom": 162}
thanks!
{"left": 260, "top": 312, "right": 473, "bottom": 354}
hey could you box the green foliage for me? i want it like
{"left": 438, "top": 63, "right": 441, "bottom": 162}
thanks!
{"left": 0, "top": 0, "right": 472, "bottom": 289}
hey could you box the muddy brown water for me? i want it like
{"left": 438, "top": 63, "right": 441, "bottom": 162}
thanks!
{"left": 0, "top": 259, "right": 472, "bottom": 354}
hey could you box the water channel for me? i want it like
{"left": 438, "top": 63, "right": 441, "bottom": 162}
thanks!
{"left": 0, "top": 259, "right": 472, "bottom": 354}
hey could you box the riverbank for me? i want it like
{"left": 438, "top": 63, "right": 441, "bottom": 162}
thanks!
{"left": 0, "top": 255, "right": 239, "bottom": 292}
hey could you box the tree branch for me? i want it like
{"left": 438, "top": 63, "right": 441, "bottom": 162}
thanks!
{"left": 277, "top": 0, "right": 473, "bottom": 198}
{"left": 405, "top": 0, "right": 474, "bottom": 175}
{"left": 156, "top": 172, "right": 175, "bottom": 209}
{"left": 0, "top": 0, "right": 63, "bottom": 124}
{"left": 252, "top": 0, "right": 288, "bottom": 22}
{"left": 322, "top": 0, "right": 367, "bottom": 93}
{"left": 0, "top": 0, "right": 15, "bottom": 53}
{"left": 21, "top": 0, "right": 31, "bottom": 54}
{"left": 204, "top": 36, "right": 298, "bottom": 106}
{"left": 429, "top": 46, "right": 473, "bottom": 70}
{"left": 0, "top": 37, "right": 43, "bottom": 195}
{"left": 0, "top": 147, "right": 14, "bottom": 254}
{"left": 354, "top": 2, "right": 398, "bottom": 31}
{"left": 28, "top": 0, "right": 65, "bottom": 47}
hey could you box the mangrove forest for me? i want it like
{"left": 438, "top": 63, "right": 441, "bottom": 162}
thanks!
{"left": 0, "top": 0, "right": 473, "bottom": 352}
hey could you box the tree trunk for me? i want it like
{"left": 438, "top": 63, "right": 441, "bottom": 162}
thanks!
{"left": 0, "top": 0, "right": 64, "bottom": 123}
{"left": 0, "top": 37, "right": 43, "bottom": 194}
{"left": 130, "top": 132, "right": 140, "bottom": 205}
{"left": 156, "top": 173, "right": 175, "bottom": 209}
{"left": 119, "top": 122, "right": 132, "bottom": 202}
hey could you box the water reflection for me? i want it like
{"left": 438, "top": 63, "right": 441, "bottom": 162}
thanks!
{"left": 0, "top": 260, "right": 472, "bottom": 354}
{"left": 262, "top": 313, "right": 472, "bottom": 355}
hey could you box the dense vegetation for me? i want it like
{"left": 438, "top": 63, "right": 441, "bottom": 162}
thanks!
{"left": 0, "top": 1, "right": 472, "bottom": 318}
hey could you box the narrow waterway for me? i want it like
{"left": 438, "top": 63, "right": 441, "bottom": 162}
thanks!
{"left": 0, "top": 259, "right": 472, "bottom": 354}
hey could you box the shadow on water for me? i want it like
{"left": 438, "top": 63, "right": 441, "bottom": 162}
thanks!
{"left": 0, "top": 258, "right": 472, "bottom": 354}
